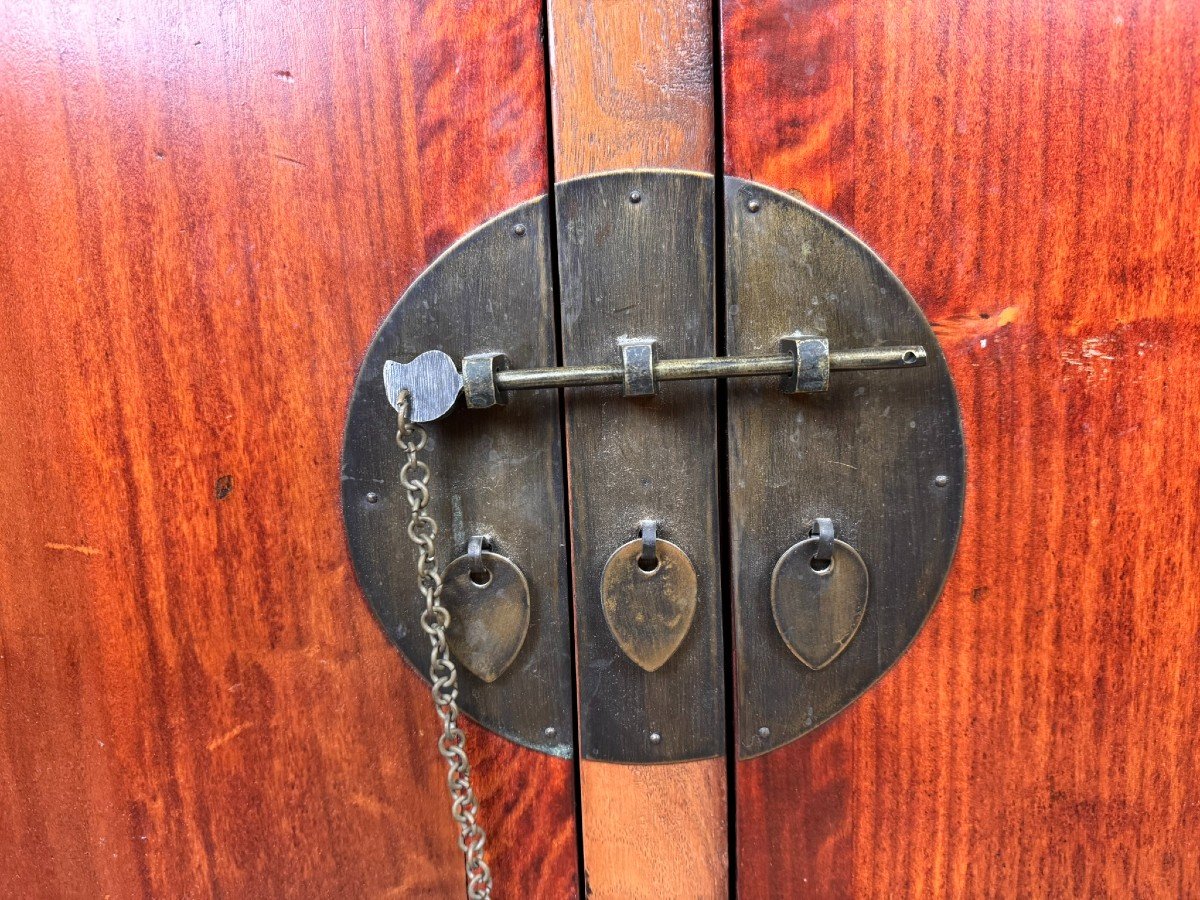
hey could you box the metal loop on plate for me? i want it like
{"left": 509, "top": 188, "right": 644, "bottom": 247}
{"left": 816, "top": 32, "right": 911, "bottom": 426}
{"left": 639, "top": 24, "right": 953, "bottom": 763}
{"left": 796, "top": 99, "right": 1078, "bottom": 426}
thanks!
{"left": 638, "top": 520, "right": 658, "bottom": 571}
{"left": 810, "top": 518, "right": 836, "bottom": 564}
{"left": 467, "top": 534, "right": 492, "bottom": 583}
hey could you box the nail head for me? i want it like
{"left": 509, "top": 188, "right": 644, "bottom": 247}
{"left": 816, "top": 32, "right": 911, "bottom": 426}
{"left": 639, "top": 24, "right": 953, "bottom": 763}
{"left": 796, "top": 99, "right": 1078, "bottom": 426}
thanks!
{"left": 935, "top": 474, "right": 950, "bottom": 487}
{"left": 366, "top": 492, "right": 380, "bottom": 504}
{"left": 512, "top": 223, "right": 527, "bottom": 236}
{"left": 649, "top": 731, "right": 662, "bottom": 744}
{"left": 629, "top": 190, "right": 642, "bottom": 204}
{"left": 747, "top": 198, "right": 761, "bottom": 213}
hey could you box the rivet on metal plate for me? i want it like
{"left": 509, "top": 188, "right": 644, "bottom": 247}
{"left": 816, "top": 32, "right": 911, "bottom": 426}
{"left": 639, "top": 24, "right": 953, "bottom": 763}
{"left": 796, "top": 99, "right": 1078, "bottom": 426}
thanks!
{"left": 601, "top": 533, "right": 697, "bottom": 673}
{"left": 771, "top": 529, "right": 869, "bottom": 671}
{"left": 441, "top": 548, "right": 531, "bottom": 684}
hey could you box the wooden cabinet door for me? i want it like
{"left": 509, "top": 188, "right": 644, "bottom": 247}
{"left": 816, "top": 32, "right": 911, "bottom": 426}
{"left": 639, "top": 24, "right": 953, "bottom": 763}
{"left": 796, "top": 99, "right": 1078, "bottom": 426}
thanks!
{"left": 1, "top": 1, "right": 1197, "bottom": 897}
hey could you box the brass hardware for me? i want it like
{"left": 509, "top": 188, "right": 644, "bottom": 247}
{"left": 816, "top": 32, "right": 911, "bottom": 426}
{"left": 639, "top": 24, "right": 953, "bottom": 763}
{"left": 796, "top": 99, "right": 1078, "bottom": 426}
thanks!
{"left": 808, "top": 517, "right": 835, "bottom": 567}
{"left": 770, "top": 523, "right": 869, "bottom": 671}
{"left": 382, "top": 350, "right": 463, "bottom": 424}
{"left": 556, "top": 171, "right": 725, "bottom": 765}
{"left": 393, "top": 398, "right": 493, "bottom": 897}
{"left": 389, "top": 337, "right": 928, "bottom": 421}
{"left": 443, "top": 546, "right": 531, "bottom": 684}
{"left": 779, "top": 336, "right": 830, "bottom": 393}
{"left": 601, "top": 530, "right": 698, "bottom": 673}
{"left": 726, "top": 176, "right": 965, "bottom": 759}
{"left": 342, "top": 193, "right": 574, "bottom": 759}
{"left": 638, "top": 519, "right": 658, "bottom": 570}
{"left": 462, "top": 352, "right": 510, "bottom": 410}
{"left": 344, "top": 169, "right": 966, "bottom": 765}
{"left": 619, "top": 338, "right": 658, "bottom": 397}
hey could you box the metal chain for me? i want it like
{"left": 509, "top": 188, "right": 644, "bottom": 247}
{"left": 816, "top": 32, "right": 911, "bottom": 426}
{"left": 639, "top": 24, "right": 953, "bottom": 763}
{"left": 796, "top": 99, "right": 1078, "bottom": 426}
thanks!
{"left": 395, "top": 391, "right": 493, "bottom": 900}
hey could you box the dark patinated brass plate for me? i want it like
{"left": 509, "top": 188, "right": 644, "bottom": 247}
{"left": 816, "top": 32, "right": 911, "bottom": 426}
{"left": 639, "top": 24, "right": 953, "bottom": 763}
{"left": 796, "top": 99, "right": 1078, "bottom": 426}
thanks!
{"left": 342, "top": 170, "right": 964, "bottom": 764}
{"left": 726, "top": 177, "right": 966, "bottom": 759}
{"left": 555, "top": 171, "right": 725, "bottom": 764}
{"left": 341, "top": 196, "right": 575, "bottom": 758}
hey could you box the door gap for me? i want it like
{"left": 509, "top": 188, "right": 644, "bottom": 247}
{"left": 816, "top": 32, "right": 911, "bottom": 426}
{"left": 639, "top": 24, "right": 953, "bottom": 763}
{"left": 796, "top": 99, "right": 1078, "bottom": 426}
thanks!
{"left": 710, "top": 0, "right": 738, "bottom": 894}
{"left": 538, "top": 2, "right": 587, "bottom": 894}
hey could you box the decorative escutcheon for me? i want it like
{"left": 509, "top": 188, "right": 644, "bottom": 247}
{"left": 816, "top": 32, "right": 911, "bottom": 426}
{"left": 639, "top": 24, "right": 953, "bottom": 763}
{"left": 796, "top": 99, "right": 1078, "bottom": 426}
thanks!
{"left": 342, "top": 169, "right": 966, "bottom": 764}
{"left": 726, "top": 176, "right": 965, "bottom": 758}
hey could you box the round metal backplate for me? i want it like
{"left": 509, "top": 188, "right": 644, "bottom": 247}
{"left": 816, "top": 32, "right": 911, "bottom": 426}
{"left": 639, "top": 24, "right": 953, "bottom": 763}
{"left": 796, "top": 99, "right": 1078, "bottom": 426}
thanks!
{"left": 342, "top": 170, "right": 964, "bottom": 763}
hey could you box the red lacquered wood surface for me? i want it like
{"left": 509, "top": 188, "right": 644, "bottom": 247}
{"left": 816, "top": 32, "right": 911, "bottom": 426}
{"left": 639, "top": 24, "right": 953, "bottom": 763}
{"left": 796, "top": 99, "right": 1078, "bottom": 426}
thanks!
{"left": 723, "top": 0, "right": 1200, "bottom": 895}
{"left": 0, "top": 1, "right": 576, "bottom": 896}
{"left": 548, "top": 1, "right": 728, "bottom": 897}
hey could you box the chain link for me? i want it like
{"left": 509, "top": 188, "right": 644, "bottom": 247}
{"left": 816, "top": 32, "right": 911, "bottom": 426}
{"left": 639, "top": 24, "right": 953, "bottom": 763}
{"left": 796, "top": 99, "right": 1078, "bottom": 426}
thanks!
{"left": 395, "top": 391, "right": 493, "bottom": 900}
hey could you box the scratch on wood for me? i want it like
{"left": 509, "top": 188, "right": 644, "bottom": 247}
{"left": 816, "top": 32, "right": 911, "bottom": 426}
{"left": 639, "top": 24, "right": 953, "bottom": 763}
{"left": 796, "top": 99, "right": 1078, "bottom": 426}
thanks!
{"left": 932, "top": 305, "right": 1021, "bottom": 343}
{"left": 45, "top": 542, "right": 101, "bottom": 556}
{"left": 273, "top": 154, "right": 306, "bottom": 167}
{"left": 206, "top": 721, "right": 253, "bottom": 752}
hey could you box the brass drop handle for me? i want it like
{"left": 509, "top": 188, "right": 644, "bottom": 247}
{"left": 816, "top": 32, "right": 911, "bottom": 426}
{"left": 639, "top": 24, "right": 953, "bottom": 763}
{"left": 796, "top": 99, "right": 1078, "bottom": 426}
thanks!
{"left": 384, "top": 334, "right": 928, "bottom": 423}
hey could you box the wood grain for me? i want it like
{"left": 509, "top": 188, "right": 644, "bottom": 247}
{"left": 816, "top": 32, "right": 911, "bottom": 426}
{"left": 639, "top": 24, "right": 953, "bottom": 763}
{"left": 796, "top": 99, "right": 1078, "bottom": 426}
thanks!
{"left": 0, "top": 1, "right": 577, "bottom": 896}
{"left": 579, "top": 760, "right": 728, "bottom": 898}
{"left": 548, "top": 0, "right": 715, "bottom": 180}
{"left": 722, "top": 0, "right": 1200, "bottom": 895}
{"left": 547, "top": 1, "right": 728, "bottom": 896}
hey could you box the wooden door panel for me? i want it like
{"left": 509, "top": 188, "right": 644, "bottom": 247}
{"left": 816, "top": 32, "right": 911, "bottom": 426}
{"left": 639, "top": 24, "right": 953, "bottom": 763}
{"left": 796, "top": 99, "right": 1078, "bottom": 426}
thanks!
{"left": 0, "top": 1, "right": 576, "bottom": 895}
{"left": 722, "top": 0, "right": 1200, "bottom": 895}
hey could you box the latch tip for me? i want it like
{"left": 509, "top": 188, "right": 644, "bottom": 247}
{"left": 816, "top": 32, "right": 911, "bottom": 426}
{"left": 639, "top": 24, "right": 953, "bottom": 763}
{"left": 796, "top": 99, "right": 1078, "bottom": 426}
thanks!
{"left": 382, "top": 350, "right": 464, "bottom": 423}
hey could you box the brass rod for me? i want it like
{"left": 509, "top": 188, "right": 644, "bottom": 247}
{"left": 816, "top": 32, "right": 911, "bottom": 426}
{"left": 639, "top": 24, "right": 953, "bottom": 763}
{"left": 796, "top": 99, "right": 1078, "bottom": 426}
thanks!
{"left": 492, "top": 345, "right": 926, "bottom": 392}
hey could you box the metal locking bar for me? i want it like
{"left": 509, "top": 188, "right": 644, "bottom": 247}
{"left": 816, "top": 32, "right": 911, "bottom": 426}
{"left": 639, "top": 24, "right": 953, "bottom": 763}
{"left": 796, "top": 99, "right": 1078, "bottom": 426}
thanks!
{"left": 468, "top": 337, "right": 925, "bottom": 405}
{"left": 384, "top": 335, "right": 927, "bottom": 422}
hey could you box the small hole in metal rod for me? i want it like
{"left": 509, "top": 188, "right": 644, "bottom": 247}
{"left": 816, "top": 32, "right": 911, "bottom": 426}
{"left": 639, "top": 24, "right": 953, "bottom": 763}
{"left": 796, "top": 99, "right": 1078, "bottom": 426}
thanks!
{"left": 470, "top": 568, "right": 493, "bottom": 588}
{"left": 903, "top": 350, "right": 918, "bottom": 363}
{"left": 637, "top": 555, "right": 660, "bottom": 574}
{"left": 810, "top": 556, "right": 833, "bottom": 574}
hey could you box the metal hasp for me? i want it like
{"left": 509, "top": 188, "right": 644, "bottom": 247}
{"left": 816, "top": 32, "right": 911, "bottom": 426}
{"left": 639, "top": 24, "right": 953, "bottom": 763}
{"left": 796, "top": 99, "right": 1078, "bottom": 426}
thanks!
{"left": 340, "top": 196, "right": 575, "bottom": 758}
{"left": 726, "top": 177, "right": 966, "bottom": 758}
{"left": 383, "top": 335, "right": 927, "bottom": 421}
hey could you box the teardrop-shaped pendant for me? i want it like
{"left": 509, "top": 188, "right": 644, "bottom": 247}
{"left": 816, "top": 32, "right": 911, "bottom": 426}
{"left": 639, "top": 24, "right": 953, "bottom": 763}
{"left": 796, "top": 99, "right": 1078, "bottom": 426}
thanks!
{"left": 441, "top": 550, "right": 531, "bottom": 683}
{"left": 771, "top": 537, "right": 869, "bottom": 670}
{"left": 601, "top": 538, "right": 697, "bottom": 672}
